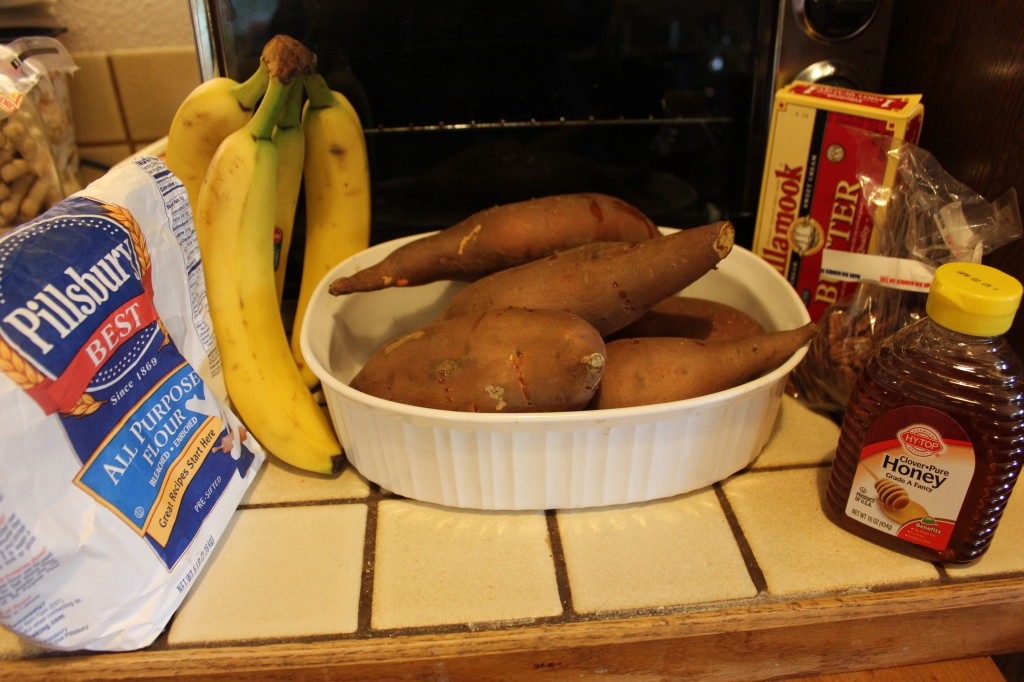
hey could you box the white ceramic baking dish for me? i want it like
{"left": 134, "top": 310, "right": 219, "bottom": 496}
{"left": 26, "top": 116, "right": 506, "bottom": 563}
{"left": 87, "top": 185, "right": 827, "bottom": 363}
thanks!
{"left": 301, "top": 230, "right": 811, "bottom": 510}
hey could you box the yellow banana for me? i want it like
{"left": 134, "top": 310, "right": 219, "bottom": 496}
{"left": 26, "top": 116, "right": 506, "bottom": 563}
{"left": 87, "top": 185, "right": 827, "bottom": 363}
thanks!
{"left": 165, "top": 60, "right": 269, "bottom": 212}
{"left": 195, "top": 43, "right": 341, "bottom": 475}
{"left": 271, "top": 77, "right": 306, "bottom": 303}
{"left": 291, "top": 73, "right": 371, "bottom": 387}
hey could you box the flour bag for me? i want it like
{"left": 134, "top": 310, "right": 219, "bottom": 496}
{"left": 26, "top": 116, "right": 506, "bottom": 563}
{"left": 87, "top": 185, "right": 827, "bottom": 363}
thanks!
{"left": 0, "top": 156, "right": 264, "bottom": 651}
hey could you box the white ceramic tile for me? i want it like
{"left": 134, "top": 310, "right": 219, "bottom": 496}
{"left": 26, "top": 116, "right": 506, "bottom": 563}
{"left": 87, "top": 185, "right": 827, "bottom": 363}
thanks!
{"left": 371, "top": 499, "right": 562, "bottom": 629}
{"left": 241, "top": 458, "right": 371, "bottom": 506}
{"left": 167, "top": 504, "right": 367, "bottom": 644}
{"left": 67, "top": 52, "right": 127, "bottom": 145}
{"left": 723, "top": 468, "right": 940, "bottom": 595}
{"left": 109, "top": 47, "right": 200, "bottom": 142}
{"left": 944, "top": 491, "right": 1024, "bottom": 578}
{"left": 557, "top": 489, "right": 757, "bottom": 612}
{"left": 752, "top": 395, "right": 841, "bottom": 468}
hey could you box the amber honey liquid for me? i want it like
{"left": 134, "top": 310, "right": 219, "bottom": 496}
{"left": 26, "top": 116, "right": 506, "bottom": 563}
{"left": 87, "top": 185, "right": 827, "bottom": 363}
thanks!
{"left": 826, "top": 317, "right": 1024, "bottom": 564}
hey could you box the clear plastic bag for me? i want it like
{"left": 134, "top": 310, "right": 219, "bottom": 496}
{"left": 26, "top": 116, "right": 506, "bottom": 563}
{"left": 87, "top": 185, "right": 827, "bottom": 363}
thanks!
{"left": 792, "top": 133, "right": 1023, "bottom": 415}
{"left": 0, "top": 36, "right": 79, "bottom": 233}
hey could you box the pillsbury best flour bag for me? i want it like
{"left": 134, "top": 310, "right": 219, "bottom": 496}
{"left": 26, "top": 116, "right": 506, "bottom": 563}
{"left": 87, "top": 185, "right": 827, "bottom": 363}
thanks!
{"left": 0, "top": 156, "right": 264, "bottom": 651}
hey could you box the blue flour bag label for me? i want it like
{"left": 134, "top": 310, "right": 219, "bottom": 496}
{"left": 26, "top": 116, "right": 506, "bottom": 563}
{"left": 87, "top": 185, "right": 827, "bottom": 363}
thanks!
{"left": 0, "top": 156, "right": 264, "bottom": 652}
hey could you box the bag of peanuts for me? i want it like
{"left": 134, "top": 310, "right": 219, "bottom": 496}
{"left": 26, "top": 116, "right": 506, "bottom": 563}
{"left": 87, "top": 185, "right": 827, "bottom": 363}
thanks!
{"left": 0, "top": 155, "right": 265, "bottom": 651}
{"left": 791, "top": 134, "right": 1023, "bottom": 415}
{"left": 0, "top": 36, "right": 80, "bottom": 234}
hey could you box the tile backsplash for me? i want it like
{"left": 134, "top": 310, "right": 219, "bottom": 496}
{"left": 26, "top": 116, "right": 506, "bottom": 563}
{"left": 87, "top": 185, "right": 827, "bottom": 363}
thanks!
{"left": 67, "top": 46, "right": 201, "bottom": 186}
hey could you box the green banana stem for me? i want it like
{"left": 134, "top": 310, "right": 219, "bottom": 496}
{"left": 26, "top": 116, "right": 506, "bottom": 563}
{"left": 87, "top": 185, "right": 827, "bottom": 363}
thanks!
{"left": 303, "top": 73, "right": 340, "bottom": 111}
{"left": 246, "top": 77, "right": 292, "bottom": 141}
{"left": 229, "top": 59, "right": 270, "bottom": 110}
{"left": 276, "top": 75, "right": 305, "bottom": 130}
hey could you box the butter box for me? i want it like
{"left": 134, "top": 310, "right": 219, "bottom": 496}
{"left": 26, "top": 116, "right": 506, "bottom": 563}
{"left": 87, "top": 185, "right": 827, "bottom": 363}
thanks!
{"left": 752, "top": 81, "right": 924, "bottom": 322}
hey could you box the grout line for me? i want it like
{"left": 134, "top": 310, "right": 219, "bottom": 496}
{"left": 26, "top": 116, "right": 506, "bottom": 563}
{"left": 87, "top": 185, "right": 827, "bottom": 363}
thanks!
{"left": 104, "top": 53, "right": 135, "bottom": 150}
{"left": 545, "top": 510, "right": 575, "bottom": 616}
{"left": 238, "top": 497, "right": 369, "bottom": 510}
{"left": 713, "top": 483, "right": 769, "bottom": 595}
{"left": 750, "top": 462, "right": 835, "bottom": 474}
{"left": 356, "top": 483, "right": 383, "bottom": 632}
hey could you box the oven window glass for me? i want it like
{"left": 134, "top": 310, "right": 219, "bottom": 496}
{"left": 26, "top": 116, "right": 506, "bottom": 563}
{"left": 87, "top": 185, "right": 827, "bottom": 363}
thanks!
{"left": 202, "top": 0, "right": 774, "bottom": 247}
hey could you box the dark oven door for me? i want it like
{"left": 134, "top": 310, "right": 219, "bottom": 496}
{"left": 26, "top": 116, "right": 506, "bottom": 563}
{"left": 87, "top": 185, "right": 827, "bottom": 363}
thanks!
{"left": 190, "top": 0, "right": 782, "bottom": 248}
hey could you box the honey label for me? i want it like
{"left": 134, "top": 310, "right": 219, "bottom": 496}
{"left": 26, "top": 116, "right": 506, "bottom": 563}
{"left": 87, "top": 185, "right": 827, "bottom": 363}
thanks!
{"left": 844, "top": 405, "right": 974, "bottom": 550}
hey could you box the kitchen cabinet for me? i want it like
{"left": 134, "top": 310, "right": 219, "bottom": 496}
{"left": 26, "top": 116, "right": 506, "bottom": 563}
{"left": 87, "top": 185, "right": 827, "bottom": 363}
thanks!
{"left": 883, "top": 1, "right": 1024, "bottom": 357}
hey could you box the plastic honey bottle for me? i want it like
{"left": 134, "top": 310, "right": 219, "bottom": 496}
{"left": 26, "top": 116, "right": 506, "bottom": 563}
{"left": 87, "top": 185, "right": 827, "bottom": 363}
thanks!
{"left": 825, "top": 262, "right": 1024, "bottom": 564}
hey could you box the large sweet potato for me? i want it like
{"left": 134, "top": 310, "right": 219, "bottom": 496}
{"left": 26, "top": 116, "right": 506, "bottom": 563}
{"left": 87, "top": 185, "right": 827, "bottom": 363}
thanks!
{"left": 329, "top": 193, "right": 658, "bottom": 294}
{"left": 440, "top": 221, "right": 735, "bottom": 336}
{"left": 349, "top": 307, "right": 606, "bottom": 412}
{"left": 608, "top": 296, "right": 765, "bottom": 342}
{"left": 590, "top": 322, "right": 816, "bottom": 409}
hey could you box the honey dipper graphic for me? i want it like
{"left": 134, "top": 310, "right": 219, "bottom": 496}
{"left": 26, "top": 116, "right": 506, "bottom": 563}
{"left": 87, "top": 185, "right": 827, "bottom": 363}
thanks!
{"left": 868, "top": 466, "right": 929, "bottom": 525}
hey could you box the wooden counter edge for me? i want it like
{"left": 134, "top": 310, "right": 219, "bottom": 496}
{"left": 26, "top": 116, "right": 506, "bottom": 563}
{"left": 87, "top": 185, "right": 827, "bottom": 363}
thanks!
{"left": 3, "top": 576, "right": 1022, "bottom": 681}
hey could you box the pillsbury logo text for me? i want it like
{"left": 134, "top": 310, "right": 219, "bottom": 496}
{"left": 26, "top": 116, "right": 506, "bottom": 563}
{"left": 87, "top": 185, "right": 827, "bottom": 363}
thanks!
{"left": 0, "top": 200, "right": 159, "bottom": 414}
{"left": 5, "top": 239, "right": 138, "bottom": 354}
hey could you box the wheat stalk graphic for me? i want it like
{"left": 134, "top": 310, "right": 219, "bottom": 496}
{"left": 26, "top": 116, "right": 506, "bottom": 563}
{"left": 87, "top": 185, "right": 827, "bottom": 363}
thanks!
{"left": 99, "top": 201, "right": 170, "bottom": 349}
{"left": 0, "top": 335, "right": 44, "bottom": 387}
{"left": 0, "top": 335, "right": 102, "bottom": 416}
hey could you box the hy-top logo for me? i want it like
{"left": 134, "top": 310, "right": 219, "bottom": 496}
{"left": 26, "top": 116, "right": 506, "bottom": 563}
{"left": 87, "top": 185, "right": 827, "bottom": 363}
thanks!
{"left": 0, "top": 199, "right": 162, "bottom": 415}
{"left": 898, "top": 424, "right": 945, "bottom": 458}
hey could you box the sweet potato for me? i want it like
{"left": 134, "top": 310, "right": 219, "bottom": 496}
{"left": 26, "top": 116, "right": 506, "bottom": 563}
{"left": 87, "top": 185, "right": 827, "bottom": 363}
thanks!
{"left": 608, "top": 296, "right": 766, "bottom": 342}
{"left": 349, "top": 307, "right": 606, "bottom": 412}
{"left": 590, "top": 322, "right": 816, "bottom": 409}
{"left": 440, "top": 221, "right": 735, "bottom": 336}
{"left": 329, "top": 192, "right": 658, "bottom": 294}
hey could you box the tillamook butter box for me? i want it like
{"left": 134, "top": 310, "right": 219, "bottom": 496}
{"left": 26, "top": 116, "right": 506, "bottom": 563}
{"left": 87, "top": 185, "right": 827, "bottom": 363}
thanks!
{"left": 752, "top": 81, "right": 924, "bottom": 322}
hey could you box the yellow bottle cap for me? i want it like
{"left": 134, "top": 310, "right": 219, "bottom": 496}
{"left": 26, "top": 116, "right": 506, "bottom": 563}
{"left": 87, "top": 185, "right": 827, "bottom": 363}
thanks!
{"left": 926, "top": 262, "right": 1023, "bottom": 336}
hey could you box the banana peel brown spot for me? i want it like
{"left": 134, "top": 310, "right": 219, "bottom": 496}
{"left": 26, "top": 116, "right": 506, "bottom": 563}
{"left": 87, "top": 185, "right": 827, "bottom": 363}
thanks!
{"left": 330, "top": 453, "right": 346, "bottom": 474}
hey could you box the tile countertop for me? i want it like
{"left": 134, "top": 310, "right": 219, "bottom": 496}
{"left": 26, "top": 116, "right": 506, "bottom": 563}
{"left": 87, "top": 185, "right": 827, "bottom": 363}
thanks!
{"left": 2, "top": 396, "right": 1023, "bottom": 680}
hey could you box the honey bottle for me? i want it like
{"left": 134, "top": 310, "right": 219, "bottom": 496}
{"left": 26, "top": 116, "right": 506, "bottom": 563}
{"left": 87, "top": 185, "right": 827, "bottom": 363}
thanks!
{"left": 825, "top": 262, "right": 1024, "bottom": 564}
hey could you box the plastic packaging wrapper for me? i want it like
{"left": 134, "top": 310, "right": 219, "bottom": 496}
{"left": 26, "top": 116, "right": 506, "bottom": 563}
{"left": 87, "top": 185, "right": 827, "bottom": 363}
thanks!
{"left": 792, "top": 133, "right": 1023, "bottom": 414}
{"left": 0, "top": 36, "right": 80, "bottom": 234}
{"left": 0, "top": 156, "right": 265, "bottom": 652}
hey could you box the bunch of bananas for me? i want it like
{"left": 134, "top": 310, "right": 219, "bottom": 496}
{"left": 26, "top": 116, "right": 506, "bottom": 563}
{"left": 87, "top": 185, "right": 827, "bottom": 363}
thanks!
{"left": 164, "top": 35, "right": 371, "bottom": 475}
